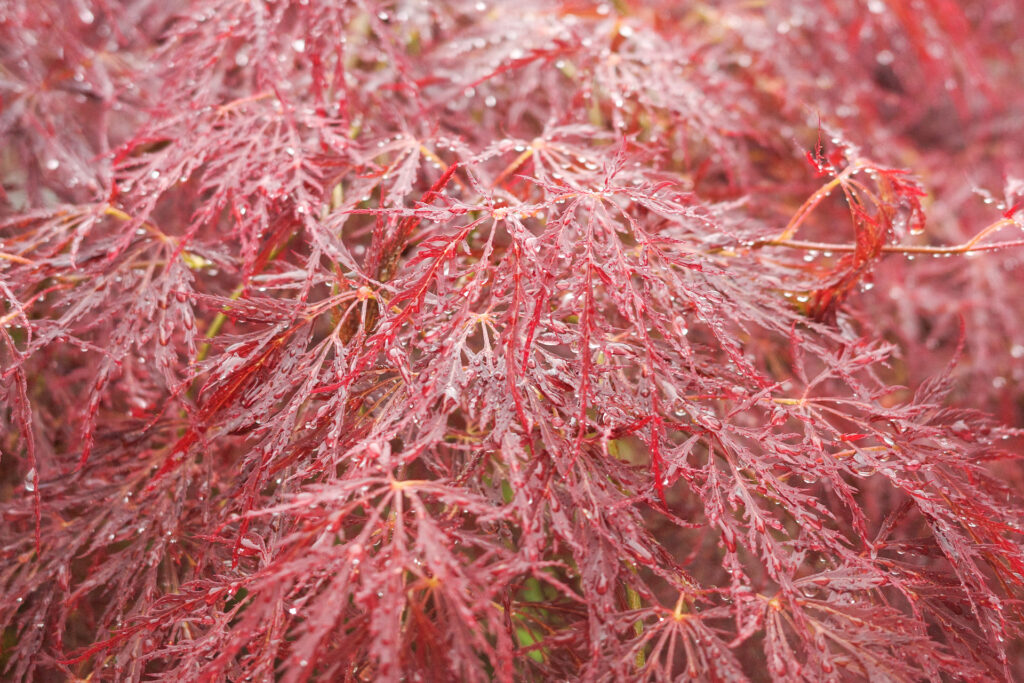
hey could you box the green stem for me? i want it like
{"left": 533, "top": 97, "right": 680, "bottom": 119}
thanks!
{"left": 626, "top": 563, "right": 646, "bottom": 670}
{"left": 195, "top": 283, "right": 245, "bottom": 364}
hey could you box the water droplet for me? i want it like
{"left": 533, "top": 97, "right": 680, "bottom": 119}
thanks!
{"left": 292, "top": 38, "right": 306, "bottom": 53}
{"left": 24, "top": 468, "right": 36, "bottom": 492}
{"left": 45, "top": 158, "right": 59, "bottom": 170}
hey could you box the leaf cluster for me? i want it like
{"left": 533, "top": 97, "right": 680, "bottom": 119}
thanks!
{"left": 2, "top": 1, "right": 1024, "bottom": 681}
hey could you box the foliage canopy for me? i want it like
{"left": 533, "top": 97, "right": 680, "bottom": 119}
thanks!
{"left": 2, "top": 1, "right": 1024, "bottom": 680}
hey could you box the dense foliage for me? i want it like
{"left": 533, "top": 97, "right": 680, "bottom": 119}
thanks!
{"left": 3, "top": 0, "right": 1024, "bottom": 680}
